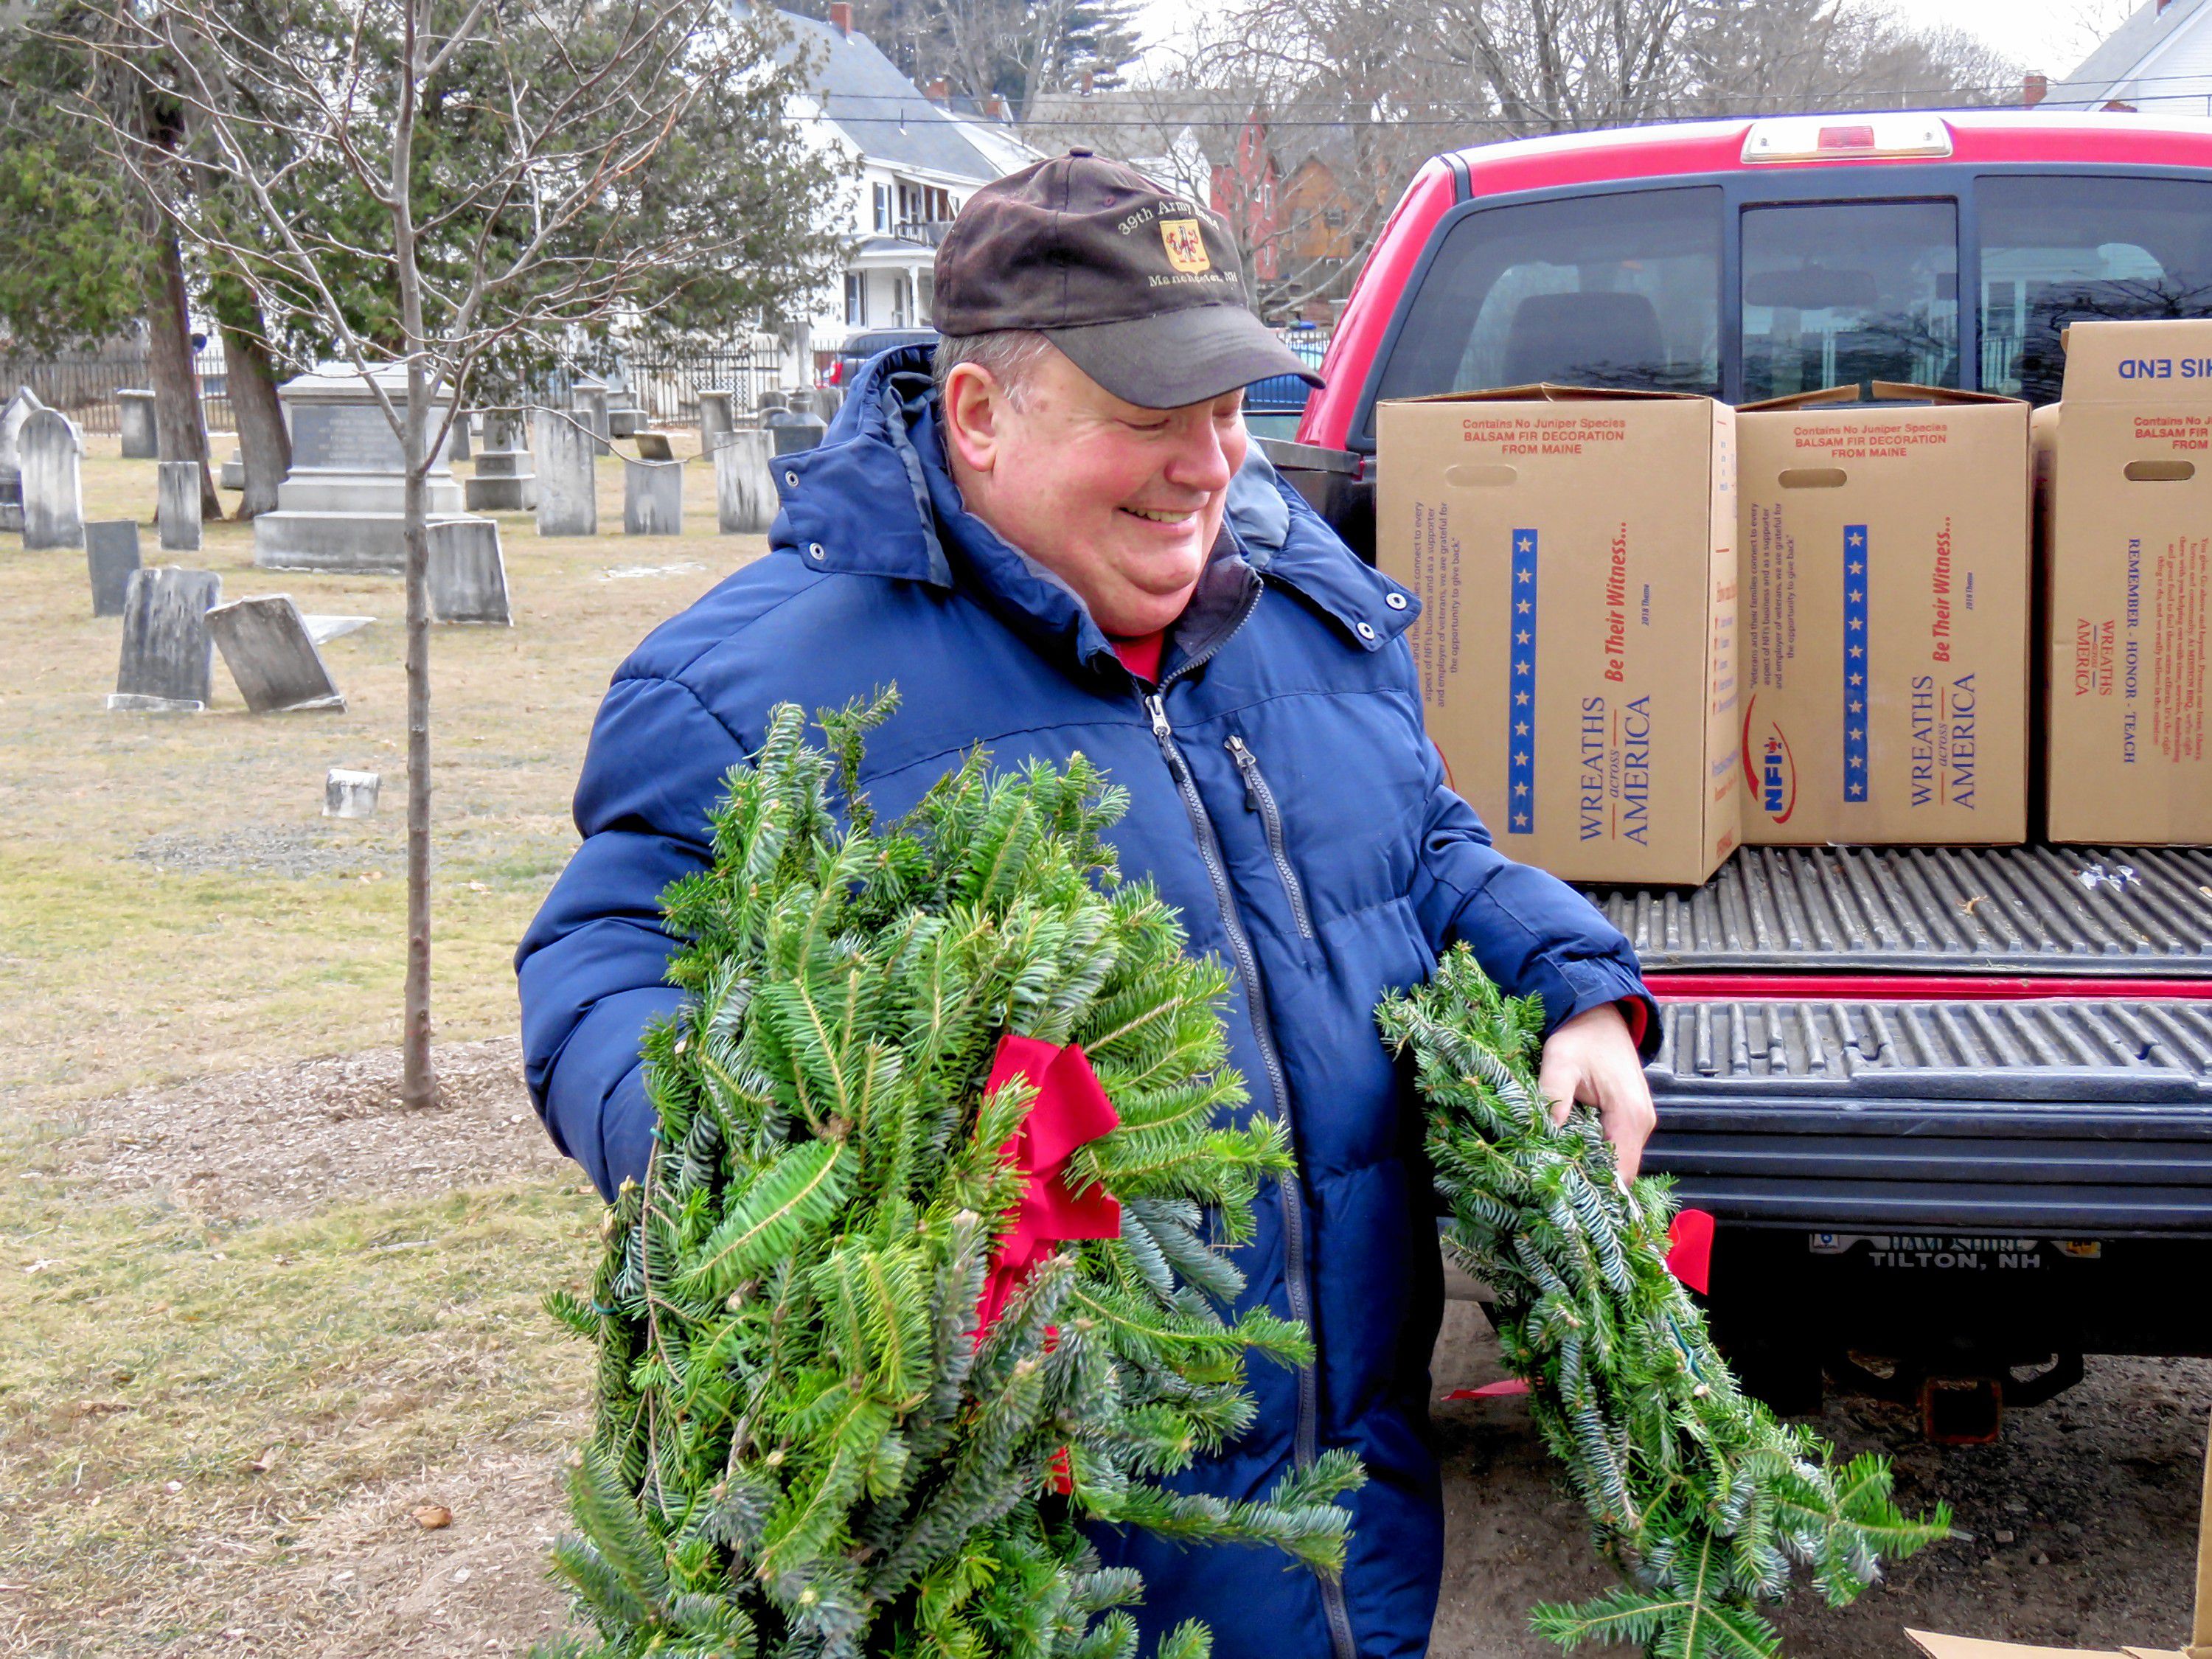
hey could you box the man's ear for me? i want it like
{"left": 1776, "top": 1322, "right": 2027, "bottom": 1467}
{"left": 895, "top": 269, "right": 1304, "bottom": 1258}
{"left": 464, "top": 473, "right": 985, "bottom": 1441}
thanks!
{"left": 940, "top": 361, "right": 1005, "bottom": 476}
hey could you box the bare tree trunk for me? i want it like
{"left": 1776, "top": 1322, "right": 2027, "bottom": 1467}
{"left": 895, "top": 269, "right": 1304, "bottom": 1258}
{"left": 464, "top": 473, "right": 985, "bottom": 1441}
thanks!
{"left": 220, "top": 314, "right": 290, "bottom": 518}
{"left": 147, "top": 223, "right": 220, "bottom": 518}
{"left": 396, "top": 0, "right": 435, "bottom": 1113}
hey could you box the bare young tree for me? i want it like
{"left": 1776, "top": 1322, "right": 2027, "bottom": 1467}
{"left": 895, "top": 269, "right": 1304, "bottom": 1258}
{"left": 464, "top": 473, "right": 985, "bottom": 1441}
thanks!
{"left": 72, "top": 0, "right": 841, "bottom": 1110}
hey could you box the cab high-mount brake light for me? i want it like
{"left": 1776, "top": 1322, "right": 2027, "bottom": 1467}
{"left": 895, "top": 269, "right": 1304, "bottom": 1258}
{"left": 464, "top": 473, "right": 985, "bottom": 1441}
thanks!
{"left": 1742, "top": 114, "right": 1953, "bottom": 163}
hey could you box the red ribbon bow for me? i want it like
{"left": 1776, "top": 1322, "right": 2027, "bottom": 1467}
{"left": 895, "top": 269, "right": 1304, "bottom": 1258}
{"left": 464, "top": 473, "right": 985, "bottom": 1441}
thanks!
{"left": 973, "top": 1034, "right": 1122, "bottom": 1492}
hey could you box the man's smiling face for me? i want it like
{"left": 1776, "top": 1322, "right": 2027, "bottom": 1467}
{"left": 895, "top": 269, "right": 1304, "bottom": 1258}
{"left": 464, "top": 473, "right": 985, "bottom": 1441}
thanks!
{"left": 941, "top": 344, "right": 1248, "bottom": 638}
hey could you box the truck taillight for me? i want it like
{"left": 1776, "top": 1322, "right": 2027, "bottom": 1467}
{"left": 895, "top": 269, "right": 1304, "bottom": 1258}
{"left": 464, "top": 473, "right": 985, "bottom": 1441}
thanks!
{"left": 1742, "top": 114, "right": 1952, "bottom": 163}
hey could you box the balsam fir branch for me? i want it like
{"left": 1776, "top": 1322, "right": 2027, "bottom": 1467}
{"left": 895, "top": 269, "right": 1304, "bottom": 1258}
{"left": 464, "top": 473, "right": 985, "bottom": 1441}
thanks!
{"left": 1377, "top": 948, "right": 1950, "bottom": 1659}
{"left": 540, "top": 691, "right": 1363, "bottom": 1659}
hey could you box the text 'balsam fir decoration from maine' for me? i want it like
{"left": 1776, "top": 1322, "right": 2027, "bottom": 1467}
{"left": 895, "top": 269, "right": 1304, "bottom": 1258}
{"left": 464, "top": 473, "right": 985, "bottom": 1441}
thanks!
{"left": 1379, "top": 949, "right": 1950, "bottom": 1659}
{"left": 540, "top": 692, "right": 1363, "bottom": 1659}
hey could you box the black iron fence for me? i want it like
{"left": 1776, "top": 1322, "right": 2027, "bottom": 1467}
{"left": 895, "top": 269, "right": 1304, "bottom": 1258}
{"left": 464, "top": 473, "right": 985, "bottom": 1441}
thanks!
{"left": 0, "top": 347, "right": 235, "bottom": 437}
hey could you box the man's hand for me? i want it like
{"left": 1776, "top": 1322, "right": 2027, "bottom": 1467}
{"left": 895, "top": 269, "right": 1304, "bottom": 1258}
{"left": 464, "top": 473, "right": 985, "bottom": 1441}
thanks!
{"left": 1536, "top": 1002, "right": 1657, "bottom": 1180}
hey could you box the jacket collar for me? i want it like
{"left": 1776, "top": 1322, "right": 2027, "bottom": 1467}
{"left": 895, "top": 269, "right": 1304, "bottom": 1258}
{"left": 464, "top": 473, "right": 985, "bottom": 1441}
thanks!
{"left": 768, "top": 344, "right": 1419, "bottom": 667}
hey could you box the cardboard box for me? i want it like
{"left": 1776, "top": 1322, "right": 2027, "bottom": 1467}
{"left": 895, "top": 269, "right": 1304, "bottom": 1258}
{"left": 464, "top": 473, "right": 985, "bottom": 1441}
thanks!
{"left": 1375, "top": 386, "right": 1739, "bottom": 886}
{"left": 1736, "top": 383, "right": 2031, "bottom": 845}
{"left": 1906, "top": 1409, "right": 2210, "bottom": 1659}
{"left": 2041, "top": 320, "right": 2212, "bottom": 844}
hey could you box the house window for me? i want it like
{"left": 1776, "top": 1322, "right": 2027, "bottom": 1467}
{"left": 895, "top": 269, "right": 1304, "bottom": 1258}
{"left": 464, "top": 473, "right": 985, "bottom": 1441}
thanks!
{"left": 845, "top": 271, "right": 868, "bottom": 327}
{"left": 873, "top": 184, "right": 891, "bottom": 233}
{"left": 1323, "top": 206, "right": 1346, "bottom": 229}
{"left": 892, "top": 274, "right": 911, "bottom": 328}
{"left": 917, "top": 270, "right": 934, "bottom": 323}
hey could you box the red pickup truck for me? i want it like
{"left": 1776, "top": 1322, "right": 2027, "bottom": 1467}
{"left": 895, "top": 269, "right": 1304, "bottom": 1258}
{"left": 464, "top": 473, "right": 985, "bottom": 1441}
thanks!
{"left": 1265, "top": 111, "right": 2212, "bottom": 1437}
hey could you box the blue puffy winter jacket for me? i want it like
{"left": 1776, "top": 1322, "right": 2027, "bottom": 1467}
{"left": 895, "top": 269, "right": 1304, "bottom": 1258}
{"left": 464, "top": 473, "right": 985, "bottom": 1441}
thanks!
{"left": 516, "top": 347, "right": 1656, "bottom": 1659}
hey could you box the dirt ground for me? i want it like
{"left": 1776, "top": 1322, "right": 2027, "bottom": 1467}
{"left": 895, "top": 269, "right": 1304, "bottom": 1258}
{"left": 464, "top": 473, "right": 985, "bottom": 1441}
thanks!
{"left": 3, "top": 434, "right": 2208, "bottom": 1656}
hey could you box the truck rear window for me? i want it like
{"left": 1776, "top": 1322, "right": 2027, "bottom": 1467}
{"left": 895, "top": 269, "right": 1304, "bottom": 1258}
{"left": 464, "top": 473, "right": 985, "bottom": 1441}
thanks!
{"left": 1740, "top": 200, "right": 1958, "bottom": 400}
{"left": 1366, "top": 186, "right": 1722, "bottom": 434}
{"left": 1978, "top": 175, "right": 2212, "bottom": 403}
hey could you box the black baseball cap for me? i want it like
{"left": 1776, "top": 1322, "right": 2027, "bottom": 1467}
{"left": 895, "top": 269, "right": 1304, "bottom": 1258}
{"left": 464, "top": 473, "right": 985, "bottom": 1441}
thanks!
{"left": 931, "top": 150, "right": 1324, "bottom": 410}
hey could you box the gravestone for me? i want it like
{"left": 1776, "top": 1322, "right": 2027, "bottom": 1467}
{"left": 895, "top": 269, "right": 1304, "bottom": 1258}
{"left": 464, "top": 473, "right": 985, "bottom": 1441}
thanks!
{"left": 117, "top": 389, "right": 159, "bottom": 459}
{"left": 109, "top": 566, "right": 222, "bottom": 711}
{"left": 624, "top": 456, "right": 684, "bottom": 536}
{"left": 449, "top": 411, "right": 471, "bottom": 461}
{"left": 765, "top": 405, "right": 828, "bottom": 456}
{"left": 607, "top": 380, "right": 645, "bottom": 439}
{"left": 0, "top": 386, "right": 42, "bottom": 532}
{"left": 698, "top": 389, "right": 736, "bottom": 454}
{"left": 219, "top": 447, "right": 246, "bottom": 490}
{"left": 156, "top": 460, "right": 202, "bottom": 552}
{"left": 535, "top": 407, "right": 598, "bottom": 537}
{"left": 714, "top": 428, "right": 776, "bottom": 535}
{"left": 208, "top": 594, "right": 347, "bottom": 712}
{"left": 814, "top": 383, "right": 846, "bottom": 422}
{"left": 324, "top": 768, "right": 380, "bottom": 818}
{"left": 86, "top": 521, "right": 141, "bottom": 616}
{"left": 428, "top": 518, "right": 511, "bottom": 625}
{"left": 253, "top": 361, "right": 470, "bottom": 572}
{"left": 633, "top": 431, "right": 675, "bottom": 462}
{"left": 571, "top": 377, "right": 611, "bottom": 456}
{"left": 465, "top": 410, "right": 536, "bottom": 511}
{"left": 20, "top": 408, "right": 85, "bottom": 549}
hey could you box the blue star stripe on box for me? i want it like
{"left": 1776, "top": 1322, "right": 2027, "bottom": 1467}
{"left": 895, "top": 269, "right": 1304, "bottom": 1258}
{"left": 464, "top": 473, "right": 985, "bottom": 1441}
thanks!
{"left": 1508, "top": 529, "right": 1537, "bottom": 833}
{"left": 1843, "top": 524, "right": 1869, "bottom": 803}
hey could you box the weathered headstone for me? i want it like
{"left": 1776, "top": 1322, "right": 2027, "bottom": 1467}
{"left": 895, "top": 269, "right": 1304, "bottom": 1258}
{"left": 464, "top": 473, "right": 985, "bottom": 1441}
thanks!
{"left": 608, "top": 379, "right": 645, "bottom": 439}
{"left": 633, "top": 431, "right": 675, "bottom": 462}
{"left": 109, "top": 566, "right": 221, "bottom": 711}
{"left": 253, "top": 361, "right": 469, "bottom": 572}
{"left": 572, "top": 377, "right": 611, "bottom": 456}
{"left": 714, "top": 428, "right": 777, "bottom": 535}
{"left": 0, "top": 386, "right": 41, "bottom": 532}
{"left": 535, "top": 407, "right": 598, "bottom": 537}
{"left": 219, "top": 447, "right": 246, "bottom": 490}
{"left": 698, "top": 389, "right": 736, "bottom": 454}
{"left": 86, "top": 521, "right": 141, "bottom": 616}
{"left": 465, "top": 410, "right": 537, "bottom": 511}
{"left": 324, "top": 768, "right": 380, "bottom": 818}
{"left": 157, "top": 460, "right": 203, "bottom": 552}
{"left": 20, "top": 408, "right": 85, "bottom": 549}
{"left": 428, "top": 518, "right": 512, "bottom": 625}
{"left": 624, "top": 456, "right": 684, "bottom": 536}
{"left": 814, "top": 383, "right": 846, "bottom": 422}
{"left": 449, "top": 410, "right": 471, "bottom": 461}
{"left": 765, "top": 406, "right": 828, "bottom": 456}
{"left": 208, "top": 594, "right": 347, "bottom": 712}
{"left": 117, "top": 389, "right": 159, "bottom": 459}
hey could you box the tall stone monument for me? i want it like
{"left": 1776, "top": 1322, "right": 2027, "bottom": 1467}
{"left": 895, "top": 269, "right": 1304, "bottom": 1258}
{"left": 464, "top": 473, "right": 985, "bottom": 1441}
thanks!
{"left": 253, "top": 362, "right": 473, "bottom": 573}
{"left": 157, "top": 461, "right": 203, "bottom": 552}
{"left": 1, "top": 386, "right": 46, "bottom": 533}
{"left": 117, "top": 389, "right": 159, "bottom": 458}
{"left": 535, "top": 406, "right": 598, "bottom": 537}
{"left": 571, "top": 377, "right": 611, "bottom": 456}
{"left": 465, "top": 410, "right": 536, "bottom": 511}
{"left": 20, "top": 408, "right": 85, "bottom": 550}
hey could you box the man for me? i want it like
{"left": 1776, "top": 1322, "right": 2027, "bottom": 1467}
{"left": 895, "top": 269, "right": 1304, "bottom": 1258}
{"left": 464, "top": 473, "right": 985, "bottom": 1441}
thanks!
{"left": 517, "top": 151, "right": 1658, "bottom": 1659}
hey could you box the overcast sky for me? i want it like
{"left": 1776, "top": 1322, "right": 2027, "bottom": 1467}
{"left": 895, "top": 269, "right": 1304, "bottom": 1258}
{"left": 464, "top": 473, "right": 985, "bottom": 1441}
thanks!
{"left": 1132, "top": 0, "right": 2136, "bottom": 83}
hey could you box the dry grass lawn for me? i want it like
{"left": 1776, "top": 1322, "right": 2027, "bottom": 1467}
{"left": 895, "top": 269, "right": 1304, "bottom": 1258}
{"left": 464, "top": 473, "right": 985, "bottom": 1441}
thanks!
{"left": 0, "top": 429, "right": 761, "bottom": 1655}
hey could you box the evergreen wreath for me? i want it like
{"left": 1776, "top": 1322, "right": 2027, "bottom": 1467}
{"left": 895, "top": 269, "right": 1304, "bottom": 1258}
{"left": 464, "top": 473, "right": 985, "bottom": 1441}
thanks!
{"left": 1378, "top": 947, "right": 1952, "bottom": 1659}
{"left": 539, "top": 692, "right": 1364, "bottom": 1659}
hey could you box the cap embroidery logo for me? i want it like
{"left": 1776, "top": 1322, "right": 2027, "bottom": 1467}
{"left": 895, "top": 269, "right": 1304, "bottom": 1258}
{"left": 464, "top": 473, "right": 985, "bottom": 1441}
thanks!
{"left": 1159, "top": 218, "right": 1209, "bottom": 274}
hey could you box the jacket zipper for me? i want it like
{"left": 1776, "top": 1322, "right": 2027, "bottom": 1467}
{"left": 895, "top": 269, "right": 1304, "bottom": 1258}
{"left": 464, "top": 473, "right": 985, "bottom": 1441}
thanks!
{"left": 1225, "top": 735, "right": 1316, "bottom": 941}
{"left": 1141, "top": 610, "right": 1359, "bottom": 1659}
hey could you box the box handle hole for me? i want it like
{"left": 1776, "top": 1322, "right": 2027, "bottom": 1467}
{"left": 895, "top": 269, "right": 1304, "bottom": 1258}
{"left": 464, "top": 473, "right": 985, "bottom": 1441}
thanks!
{"left": 2124, "top": 459, "right": 2196, "bottom": 481}
{"left": 1778, "top": 467, "right": 1849, "bottom": 489}
{"left": 1442, "top": 463, "right": 1518, "bottom": 488}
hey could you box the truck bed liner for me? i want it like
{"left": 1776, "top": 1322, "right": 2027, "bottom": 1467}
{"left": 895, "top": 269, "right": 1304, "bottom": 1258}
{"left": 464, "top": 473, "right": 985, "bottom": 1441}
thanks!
{"left": 1582, "top": 844, "right": 2212, "bottom": 976}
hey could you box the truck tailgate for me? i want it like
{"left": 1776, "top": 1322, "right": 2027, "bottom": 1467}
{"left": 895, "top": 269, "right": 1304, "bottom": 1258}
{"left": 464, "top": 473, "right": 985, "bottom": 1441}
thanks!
{"left": 1582, "top": 846, "right": 2212, "bottom": 1239}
